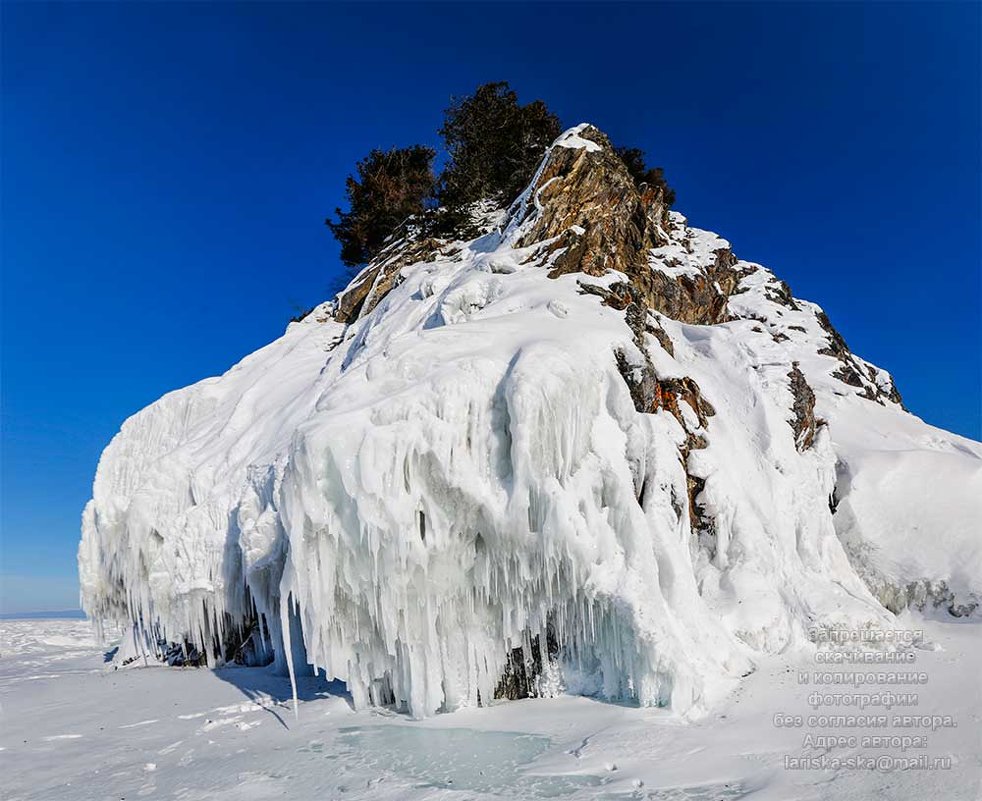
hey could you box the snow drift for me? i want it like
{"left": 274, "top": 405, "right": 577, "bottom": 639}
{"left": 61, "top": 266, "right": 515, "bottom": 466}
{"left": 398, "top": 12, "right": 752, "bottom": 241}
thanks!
{"left": 79, "top": 124, "right": 982, "bottom": 718}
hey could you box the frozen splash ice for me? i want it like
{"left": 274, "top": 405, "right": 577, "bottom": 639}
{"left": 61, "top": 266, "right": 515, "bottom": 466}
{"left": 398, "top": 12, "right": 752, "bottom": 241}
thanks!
{"left": 79, "top": 125, "right": 981, "bottom": 719}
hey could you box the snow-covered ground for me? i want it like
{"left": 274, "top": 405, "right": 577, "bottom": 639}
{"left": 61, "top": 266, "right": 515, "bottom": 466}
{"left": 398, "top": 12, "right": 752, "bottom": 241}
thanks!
{"left": 1, "top": 615, "right": 978, "bottom": 800}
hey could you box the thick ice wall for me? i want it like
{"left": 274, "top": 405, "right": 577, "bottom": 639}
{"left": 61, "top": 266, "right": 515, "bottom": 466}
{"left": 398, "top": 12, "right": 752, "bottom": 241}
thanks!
{"left": 276, "top": 323, "right": 731, "bottom": 713}
{"left": 79, "top": 124, "right": 980, "bottom": 720}
{"left": 78, "top": 232, "right": 882, "bottom": 716}
{"left": 79, "top": 238, "right": 760, "bottom": 715}
{"left": 80, "top": 321, "right": 346, "bottom": 655}
{"left": 261, "top": 249, "right": 763, "bottom": 715}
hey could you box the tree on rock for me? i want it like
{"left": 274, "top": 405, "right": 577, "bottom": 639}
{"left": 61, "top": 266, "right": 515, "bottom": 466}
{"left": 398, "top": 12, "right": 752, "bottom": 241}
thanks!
{"left": 438, "top": 82, "right": 562, "bottom": 207}
{"left": 327, "top": 145, "right": 436, "bottom": 268}
{"left": 615, "top": 146, "right": 676, "bottom": 208}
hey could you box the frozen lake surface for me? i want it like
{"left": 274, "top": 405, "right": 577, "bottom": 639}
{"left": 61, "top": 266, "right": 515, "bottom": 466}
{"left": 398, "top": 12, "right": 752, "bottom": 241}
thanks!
{"left": 1, "top": 616, "right": 978, "bottom": 800}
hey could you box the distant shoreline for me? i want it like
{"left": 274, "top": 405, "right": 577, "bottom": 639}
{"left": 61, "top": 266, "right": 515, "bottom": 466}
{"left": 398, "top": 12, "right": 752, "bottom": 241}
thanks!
{"left": 0, "top": 609, "right": 86, "bottom": 620}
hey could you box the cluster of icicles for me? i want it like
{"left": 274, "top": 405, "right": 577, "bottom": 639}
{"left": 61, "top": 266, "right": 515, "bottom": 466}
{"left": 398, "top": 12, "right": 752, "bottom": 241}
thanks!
{"left": 80, "top": 125, "right": 899, "bottom": 718}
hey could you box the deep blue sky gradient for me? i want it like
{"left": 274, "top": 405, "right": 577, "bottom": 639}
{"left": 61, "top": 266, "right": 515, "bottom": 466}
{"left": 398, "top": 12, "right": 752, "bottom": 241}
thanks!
{"left": 2, "top": 2, "right": 980, "bottom": 612}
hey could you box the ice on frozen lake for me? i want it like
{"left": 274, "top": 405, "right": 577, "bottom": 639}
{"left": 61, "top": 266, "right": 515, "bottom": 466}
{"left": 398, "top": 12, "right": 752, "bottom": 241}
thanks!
{"left": 78, "top": 125, "right": 982, "bottom": 720}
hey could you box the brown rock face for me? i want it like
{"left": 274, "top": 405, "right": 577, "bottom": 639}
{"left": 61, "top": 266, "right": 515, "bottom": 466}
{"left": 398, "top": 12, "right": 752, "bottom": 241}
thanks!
{"left": 788, "top": 362, "right": 820, "bottom": 451}
{"left": 334, "top": 235, "right": 451, "bottom": 324}
{"left": 514, "top": 125, "right": 737, "bottom": 326}
{"left": 516, "top": 126, "right": 665, "bottom": 277}
{"left": 333, "top": 265, "right": 380, "bottom": 324}
{"left": 645, "top": 269, "right": 730, "bottom": 325}
{"left": 493, "top": 627, "right": 559, "bottom": 700}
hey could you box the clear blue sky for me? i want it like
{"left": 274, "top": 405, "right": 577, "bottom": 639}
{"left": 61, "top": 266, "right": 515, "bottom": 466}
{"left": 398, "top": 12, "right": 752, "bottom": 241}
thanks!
{"left": 2, "top": 2, "right": 979, "bottom": 613}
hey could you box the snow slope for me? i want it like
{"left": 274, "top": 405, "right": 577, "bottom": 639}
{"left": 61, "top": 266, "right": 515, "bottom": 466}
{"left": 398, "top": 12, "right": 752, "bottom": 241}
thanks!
{"left": 78, "top": 124, "right": 982, "bottom": 720}
{"left": 723, "top": 255, "right": 982, "bottom": 615}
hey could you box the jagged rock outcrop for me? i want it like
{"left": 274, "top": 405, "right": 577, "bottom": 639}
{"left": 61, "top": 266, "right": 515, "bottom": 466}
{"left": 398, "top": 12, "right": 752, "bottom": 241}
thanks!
{"left": 332, "top": 125, "right": 745, "bottom": 329}
{"left": 516, "top": 126, "right": 667, "bottom": 273}
{"left": 515, "top": 125, "right": 741, "bottom": 325}
{"left": 493, "top": 626, "right": 561, "bottom": 700}
{"left": 79, "top": 122, "right": 981, "bottom": 722}
{"left": 326, "top": 123, "right": 899, "bottom": 426}
{"left": 813, "top": 309, "right": 904, "bottom": 407}
{"left": 334, "top": 235, "right": 455, "bottom": 323}
{"left": 788, "top": 362, "right": 819, "bottom": 451}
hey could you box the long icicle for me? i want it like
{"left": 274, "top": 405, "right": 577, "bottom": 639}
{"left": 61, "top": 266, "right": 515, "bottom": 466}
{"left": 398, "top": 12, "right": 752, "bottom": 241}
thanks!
{"left": 279, "top": 583, "right": 300, "bottom": 721}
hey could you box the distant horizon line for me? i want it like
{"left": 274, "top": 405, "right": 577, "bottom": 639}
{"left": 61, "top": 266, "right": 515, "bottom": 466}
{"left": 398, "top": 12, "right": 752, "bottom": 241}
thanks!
{"left": 0, "top": 609, "right": 86, "bottom": 620}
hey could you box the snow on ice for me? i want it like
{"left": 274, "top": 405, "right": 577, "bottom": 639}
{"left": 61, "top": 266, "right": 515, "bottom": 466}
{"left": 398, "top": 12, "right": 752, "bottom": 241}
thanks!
{"left": 78, "top": 126, "right": 982, "bottom": 723}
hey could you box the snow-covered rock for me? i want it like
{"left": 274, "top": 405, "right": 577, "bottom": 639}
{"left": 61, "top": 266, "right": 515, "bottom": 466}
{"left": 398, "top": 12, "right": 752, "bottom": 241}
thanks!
{"left": 79, "top": 124, "right": 982, "bottom": 719}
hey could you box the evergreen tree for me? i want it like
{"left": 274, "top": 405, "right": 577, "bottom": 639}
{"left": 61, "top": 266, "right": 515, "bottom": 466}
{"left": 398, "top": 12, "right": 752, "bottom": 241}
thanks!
{"left": 438, "top": 82, "right": 562, "bottom": 207}
{"left": 327, "top": 145, "right": 436, "bottom": 268}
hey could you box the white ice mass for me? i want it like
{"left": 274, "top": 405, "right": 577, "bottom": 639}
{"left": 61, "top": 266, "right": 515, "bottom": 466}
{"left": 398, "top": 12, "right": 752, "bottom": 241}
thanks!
{"left": 78, "top": 125, "right": 982, "bottom": 719}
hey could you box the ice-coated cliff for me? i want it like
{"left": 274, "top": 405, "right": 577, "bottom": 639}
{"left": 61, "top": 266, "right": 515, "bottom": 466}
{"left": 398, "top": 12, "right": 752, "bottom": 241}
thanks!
{"left": 79, "top": 125, "right": 982, "bottom": 718}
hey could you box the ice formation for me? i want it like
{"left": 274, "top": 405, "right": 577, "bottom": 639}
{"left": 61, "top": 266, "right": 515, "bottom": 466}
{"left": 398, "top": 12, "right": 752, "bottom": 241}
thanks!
{"left": 79, "top": 124, "right": 982, "bottom": 718}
